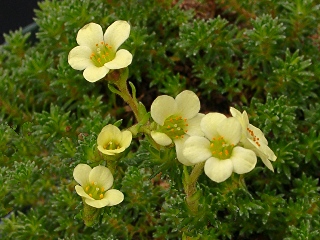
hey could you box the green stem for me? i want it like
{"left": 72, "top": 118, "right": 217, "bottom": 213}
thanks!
{"left": 82, "top": 201, "right": 100, "bottom": 227}
{"left": 107, "top": 68, "right": 140, "bottom": 122}
{"left": 183, "top": 162, "right": 205, "bottom": 214}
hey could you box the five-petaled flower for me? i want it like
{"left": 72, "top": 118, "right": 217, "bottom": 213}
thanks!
{"left": 73, "top": 164, "right": 124, "bottom": 208}
{"left": 230, "top": 107, "right": 277, "bottom": 171}
{"left": 68, "top": 21, "right": 132, "bottom": 82}
{"left": 150, "top": 90, "right": 204, "bottom": 166}
{"left": 183, "top": 113, "right": 257, "bottom": 183}
{"left": 97, "top": 124, "right": 132, "bottom": 155}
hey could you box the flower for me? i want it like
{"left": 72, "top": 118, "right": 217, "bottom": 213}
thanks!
{"left": 183, "top": 113, "right": 257, "bottom": 183}
{"left": 68, "top": 21, "right": 132, "bottom": 82}
{"left": 150, "top": 90, "right": 204, "bottom": 165}
{"left": 97, "top": 124, "right": 132, "bottom": 155}
{"left": 230, "top": 107, "right": 277, "bottom": 171}
{"left": 73, "top": 164, "right": 124, "bottom": 208}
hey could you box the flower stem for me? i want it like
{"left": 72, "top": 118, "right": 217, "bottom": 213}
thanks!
{"left": 183, "top": 162, "right": 205, "bottom": 214}
{"left": 107, "top": 68, "right": 141, "bottom": 122}
{"left": 82, "top": 201, "right": 100, "bottom": 227}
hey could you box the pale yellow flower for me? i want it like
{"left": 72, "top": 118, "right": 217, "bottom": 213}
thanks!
{"left": 73, "top": 164, "right": 124, "bottom": 208}
{"left": 183, "top": 113, "right": 257, "bottom": 183}
{"left": 68, "top": 21, "right": 132, "bottom": 82}
{"left": 97, "top": 124, "right": 132, "bottom": 155}
{"left": 150, "top": 90, "right": 204, "bottom": 165}
{"left": 230, "top": 107, "right": 277, "bottom": 171}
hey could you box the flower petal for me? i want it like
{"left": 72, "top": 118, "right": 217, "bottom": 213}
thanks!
{"left": 75, "top": 185, "right": 94, "bottom": 200}
{"left": 73, "top": 164, "right": 91, "bottom": 186}
{"left": 175, "top": 90, "right": 200, "bottom": 119}
{"left": 68, "top": 46, "right": 92, "bottom": 70}
{"left": 151, "top": 95, "right": 177, "bottom": 125}
{"left": 259, "top": 154, "right": 275, "bottom": 172}
{"left": 174, "top": 137, "right": 195, "bottom": 166}
{"left": 230, "top": 146, "right": 257, "bottom": 174}
{"left": 230, "top": 107, "right": 242, "bottom": 119}
{"left": 97, "top": 124, "right": 122, "bottom": 145}
{"left": 85, "top": 198, "right": 109, "bottom": 208}
{"left": 183, "top": 136, "right": 212, "bottom": 164}
{"left": 248, "top": 124, "right": 268, "bottom": 145}
{"left": 217, "top": 117, "right": 241, "bottom": 145}
{"left": 77, "top": 23, "right": 103, "bottom": 49}
{"left": 83, "top": 65, "right": 109, "bottom": 82}
{"left": 104, "top": 49, "right": 132, "bottom": 69}
{"left": 89, "top": 166, "right": 114, "bottom": 191}
{"left": 104, "top": 20, "right": 130, "bottom": 50}
{"left": 120, "top": 130, "right": 132, "bottom": 149}
{"left": 151, "top": 131, "right": 172, "bottom": 146}
{"left": 104, "top": 189, "right": 124, "bottom": 206}
{"left": 200, "top": 113, "right": 226, "bottom": 139}
{"left": 204, "top": 157, "right": 233, "bottom": 183}
{"left": 186, "top": 113, "right": 204, "bottom": 136}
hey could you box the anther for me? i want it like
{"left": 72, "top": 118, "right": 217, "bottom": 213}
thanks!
{"left": 99, "top": 194, "right": 104, "bottom": 199}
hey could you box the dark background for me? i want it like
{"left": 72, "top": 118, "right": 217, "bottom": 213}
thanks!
{"left": 0, "top": 0, "right": 39, "bottom": 44}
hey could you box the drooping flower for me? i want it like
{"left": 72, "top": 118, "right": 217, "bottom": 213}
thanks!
{"left": 68, "top": 21, "right": 132, "bottom": 82}
{"left": 150, "top": 90, "right": 204, "bottom": 165}
{"left": 183, "top": 113, "right": 257, "bottom": 183}
{"left": 230, "top": 107, "right": 277, "bottom": 171}
{"left": 97, "top": 124, "right": 132, "bottom": 155}
{"left": 73, "top": 164, "right": 124, "bottom": 208}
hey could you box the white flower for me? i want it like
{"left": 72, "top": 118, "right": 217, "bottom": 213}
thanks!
{"left": 73, "top": 164, "right": 124, "bottom": 208}
{"left": 183, "top": 113, "right": 257, "bottom": 183}
{"left": 230, "top": 107, "right": 277, "bottom": 171}
{"left": 150, "top": 90, "right": 204, "bottom": 165}
{"left": 68, "top": 21, "right": 132, "bottom": 82}
{"left": 97, "top": 124, "right": 132, "bottom": 155}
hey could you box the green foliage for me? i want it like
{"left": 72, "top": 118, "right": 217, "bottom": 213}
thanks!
{"left": 1, "top": 0, "right": 320, "bottom": 239}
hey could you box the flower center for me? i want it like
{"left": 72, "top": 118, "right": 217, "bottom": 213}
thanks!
{"left": 210, "top": 136, "right": 234, "bottom": 160}
{"left": 103, "top": 141, "right": 121, "bottom": 150}
{"left": 90, "top": 42, "right": 115, "bottom": 67}
{"left": 247, "top": 127, "right": 261, "bottom": 147}
{"left": 85, "top": 181, "right": 105, "bottom": 200}
{"left": 160, "top": 115, "right": 188, "bottom": 139}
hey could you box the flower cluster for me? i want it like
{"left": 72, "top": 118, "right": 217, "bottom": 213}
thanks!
{"left": 70, "top": 21, "right": 134, "bottom": 213}
{"left": 68, "top": 21, "right": 277, "bottom": 225}
{"left": 73, "top": 124, "right": 132, "bottom": 209}
{"left": 151, "top": 92, "right": 277, "bottom": 183}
